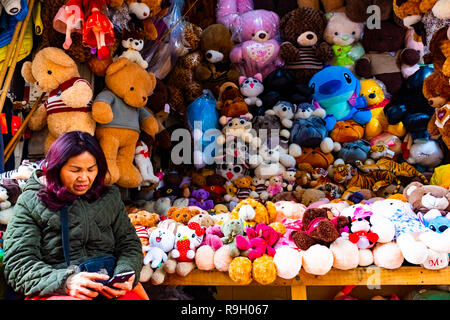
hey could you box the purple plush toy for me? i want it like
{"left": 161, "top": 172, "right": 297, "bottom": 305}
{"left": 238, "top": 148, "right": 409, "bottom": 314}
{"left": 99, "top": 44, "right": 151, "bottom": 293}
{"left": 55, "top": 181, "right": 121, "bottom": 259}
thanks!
{"left": 189, "top": 189, "right": 215, "bottom": 211}
{"left": 217, "top": 0, "right": 283, "bottom": 79}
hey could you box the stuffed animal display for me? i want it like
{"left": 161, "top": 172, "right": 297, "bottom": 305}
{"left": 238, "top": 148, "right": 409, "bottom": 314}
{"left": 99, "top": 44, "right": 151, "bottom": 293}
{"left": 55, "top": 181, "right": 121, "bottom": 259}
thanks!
{"left": 6, "top": 0, "right": 450, "bottom": 289}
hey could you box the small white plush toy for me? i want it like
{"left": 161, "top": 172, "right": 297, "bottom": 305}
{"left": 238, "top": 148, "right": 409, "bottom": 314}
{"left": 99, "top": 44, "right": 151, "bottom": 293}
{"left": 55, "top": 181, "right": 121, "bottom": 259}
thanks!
{"left": 119, "top": 31, "right": 148, "bottom": 69}
{"left": 239, "top": 73, "right": 264, "bottom": 107}
{"left": 143, "top": 227, "right": 175, "bottom": 268}
{"left": 134, "top": 140, "right": 159, "bottom": 187}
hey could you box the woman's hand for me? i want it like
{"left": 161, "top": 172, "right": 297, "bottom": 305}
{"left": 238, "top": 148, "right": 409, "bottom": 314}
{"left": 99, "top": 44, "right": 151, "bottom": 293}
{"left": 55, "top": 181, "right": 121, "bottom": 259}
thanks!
{"left": 65, "top": 272, "right": 109, "bottom": 300}
{"left": 99, "top": 275, "right": 135, "bottom": 299}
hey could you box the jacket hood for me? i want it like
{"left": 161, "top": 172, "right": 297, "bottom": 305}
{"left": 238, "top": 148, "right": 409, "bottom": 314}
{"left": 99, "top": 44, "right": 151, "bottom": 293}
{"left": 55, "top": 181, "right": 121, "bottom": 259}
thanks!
{"left": 22, "top": 169, "right": 46, "bottom": 193}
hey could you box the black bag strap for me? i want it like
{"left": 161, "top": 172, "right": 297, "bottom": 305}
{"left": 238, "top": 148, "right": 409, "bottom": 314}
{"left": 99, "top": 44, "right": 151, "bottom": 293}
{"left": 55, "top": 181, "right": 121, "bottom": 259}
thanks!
{"left": 60, "top": 206, "right": 71, "bottom": 267}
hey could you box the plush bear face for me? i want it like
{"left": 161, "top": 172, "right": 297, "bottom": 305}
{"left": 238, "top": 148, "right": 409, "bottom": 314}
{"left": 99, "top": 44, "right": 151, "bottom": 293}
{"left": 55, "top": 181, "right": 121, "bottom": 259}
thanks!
{"left": 192, "top": 189, "right": 210, "bottom": 201}
{"left": 206, "top": 173, "right": 227, "bottom": 186}
{"left": 222, "top": 117, "right": 253, "bottom": 135}
{"left": 217, "top": 163, "right": 249, "bottom": 183}
{"left": 126, "top": 0, "right": 170, "bottom": 20}
{"left": 290, "top": 116, "right": 328, "bottom": 147}
{"left": 324, "top": 12, "right": 364, "bottom": 46}
{"left": 236, "top": 10, "right": 280, "bottom": 43}
{"left": 21, "top": 47, "right": 79, "bottom": 93}
{"left": 268, "top": 175, "right": 282, "bottom": 186}
{"left": 392, "top": 0, "right": 422, "bottom": 27}
{"left": 252, "top": 176, "right": 267, "bottom": 186}
{"left": 167, "top": 207, "right": 201, "bottom": 224}
{"left": 422, "top": 71, "right": 450, "bottom": 108}
{"left": 360, "top": 79, "right": 386, "bottom": 106}
{"left": 280, "top": 7, "right": 328, "bottom": 47}
{"left": 234, "top": 176, "right": 253, "bottom": 189}
{"left": 271, "top": 101, "right": 296, "bottom": 120}
{"left": 128, "top": 210, "right": 160, "bottom": 227}
{"left": 149, "top": 227, "right": 175, "bottom": 252}
{"left": 200, "top": 24, "right": 235, "bottom": 63}
{"left": 338, "top": 139, "right": 371, "bottom": 164}
{"left": 360, "top": 21, "right": 406, "bottom": 53}
{"left": 105, "top": 58, "right": 156, "bottom": 108}
{"left": 404, "top": 182, "right": 450, "bottom": 211}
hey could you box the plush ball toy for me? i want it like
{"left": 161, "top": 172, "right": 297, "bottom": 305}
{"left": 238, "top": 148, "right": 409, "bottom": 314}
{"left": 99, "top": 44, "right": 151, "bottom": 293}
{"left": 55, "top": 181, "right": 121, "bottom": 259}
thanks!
{"left": 217, "top": 0, "right": 283, "bottom": 78}
{"left": 309, "top": 66, "right": 372, "bottom": 131}
{"left": 91, "top": 57, "right": 159, "bottom": 188}
{"left": 273, "top": 247, "right": 302, "bottom": 279}
{"left": 22, "top": 47, "right": 96, "bottom": 153}
{"left": 228, "top": 256, "right": 253, "bottom": 284}
{"left": 195, "top": 24, "right": 241, "bottom": 97}
{"left": 323, "top": 12, "right": 365, "bottom": 70}
{"left": 372, "top": 242, "right": 404, "bottom": 269}
{"left": 251, "top": 254, "right": 278, "bottom": 285}
{"left": 279, "top": 7, "right": 334, "bottom": 84}
{"left": 302, "top": 243, "right": 334, "bottom": 275}
{"left": 330, "top": 237, "right": 359, "bottom": 270}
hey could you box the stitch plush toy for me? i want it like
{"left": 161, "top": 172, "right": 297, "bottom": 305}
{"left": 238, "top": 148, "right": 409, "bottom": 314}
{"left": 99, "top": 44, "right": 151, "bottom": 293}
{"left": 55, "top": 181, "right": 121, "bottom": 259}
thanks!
{"left": 22, "top": 47, "right": 96, "bottom": 153}
{"left": 216, "top": 0, "right": 283, "bottom": 79}
{"left": 91, "top": 58, "right": 159, "bottom": 188}
{"left": 309, "top": 66, "right": 372, "bottom": 131}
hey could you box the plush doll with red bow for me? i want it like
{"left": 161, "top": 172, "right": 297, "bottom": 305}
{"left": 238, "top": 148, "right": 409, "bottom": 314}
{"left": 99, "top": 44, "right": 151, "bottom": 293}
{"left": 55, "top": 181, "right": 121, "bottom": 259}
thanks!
{"left": 346, "top": 206, "right": 379, "bottom": 249}
{"left": 170, "top": 222, "right": 206, "bottom": 263}
{"left": 134, "top": 140, "right": 159, "bottom": 187}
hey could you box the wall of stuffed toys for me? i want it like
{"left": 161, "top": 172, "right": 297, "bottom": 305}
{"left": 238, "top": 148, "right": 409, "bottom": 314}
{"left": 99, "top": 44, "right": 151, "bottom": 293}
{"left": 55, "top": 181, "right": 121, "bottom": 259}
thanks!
{"left": 0, "top": 0, "right": 449, "bottom": 300}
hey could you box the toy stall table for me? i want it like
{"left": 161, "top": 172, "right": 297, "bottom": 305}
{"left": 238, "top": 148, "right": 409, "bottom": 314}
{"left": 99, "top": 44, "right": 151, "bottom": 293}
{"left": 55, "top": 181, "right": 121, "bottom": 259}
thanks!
{"left": 162, "top": 267, "right": 450, "bottom": 300}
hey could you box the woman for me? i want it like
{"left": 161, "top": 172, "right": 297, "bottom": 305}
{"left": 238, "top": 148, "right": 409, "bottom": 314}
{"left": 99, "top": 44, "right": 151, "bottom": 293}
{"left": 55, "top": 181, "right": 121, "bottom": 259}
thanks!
{"left": 3, "top": 131, "right": 147, "bottom": 300}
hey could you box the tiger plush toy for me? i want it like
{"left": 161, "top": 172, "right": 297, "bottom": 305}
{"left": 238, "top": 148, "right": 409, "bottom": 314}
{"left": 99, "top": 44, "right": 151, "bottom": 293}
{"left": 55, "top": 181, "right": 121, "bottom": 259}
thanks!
{"left": 332, "top": 163, "right": 401, "bottom": 193}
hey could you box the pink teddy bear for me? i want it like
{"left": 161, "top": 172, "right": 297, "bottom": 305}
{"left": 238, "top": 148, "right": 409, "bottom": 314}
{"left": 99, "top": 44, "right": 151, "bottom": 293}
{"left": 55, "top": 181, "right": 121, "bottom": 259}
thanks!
{"left": 235, "top": 223, "right": 281, "bottom": 260}
{"left": 217, "top": 0, "right": 283, "bottom": 79}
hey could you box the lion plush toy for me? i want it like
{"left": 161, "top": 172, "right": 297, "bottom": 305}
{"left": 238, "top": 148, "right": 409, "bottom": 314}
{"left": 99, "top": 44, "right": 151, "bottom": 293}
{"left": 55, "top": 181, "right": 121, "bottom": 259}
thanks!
{"left": 22, "top": 47, "right": 96, "bottom": 153}
{"left": 92, "top": 57, "right": 159, "bottom": 188}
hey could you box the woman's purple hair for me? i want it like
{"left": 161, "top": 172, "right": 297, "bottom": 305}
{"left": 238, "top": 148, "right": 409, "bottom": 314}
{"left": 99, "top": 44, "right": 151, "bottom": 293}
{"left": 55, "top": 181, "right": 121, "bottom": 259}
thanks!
{"left": 37, "top": 131, "right": 109, "bottom": 211}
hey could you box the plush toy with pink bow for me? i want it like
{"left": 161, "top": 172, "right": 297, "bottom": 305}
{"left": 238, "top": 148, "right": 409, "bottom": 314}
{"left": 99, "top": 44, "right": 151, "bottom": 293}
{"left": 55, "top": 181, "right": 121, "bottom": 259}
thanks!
{"left": 235, "top": 223, "right": 281, "bottom": 260}
{"left": 217, "top": 0, "right": 283, "bottom": 79}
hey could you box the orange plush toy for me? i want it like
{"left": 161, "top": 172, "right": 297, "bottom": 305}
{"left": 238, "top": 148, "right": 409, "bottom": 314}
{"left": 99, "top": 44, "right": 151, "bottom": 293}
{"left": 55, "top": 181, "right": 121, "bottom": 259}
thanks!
{"left": 92, "top": 58, "right": 159, "bottom": 188}
{"left": 22, "top": 47, "right": 96, "bottom": 153}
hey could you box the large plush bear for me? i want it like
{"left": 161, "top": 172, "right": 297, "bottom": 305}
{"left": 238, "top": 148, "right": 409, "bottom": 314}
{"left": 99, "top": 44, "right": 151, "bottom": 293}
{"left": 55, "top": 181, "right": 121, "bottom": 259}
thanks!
{"left": 355, "top": 20, "right": 416, "bottom": 95}
{"left": 92, "top": 58, "right": 159, "bottom": 188}
{"left": 216, "top": 0, "right": 283, "bottom": 79}
{"left": 279, "top": 7, "right": 334, "bottom": 85}
{"left": 195, "top": 24, "right": 241, "bottom": 97}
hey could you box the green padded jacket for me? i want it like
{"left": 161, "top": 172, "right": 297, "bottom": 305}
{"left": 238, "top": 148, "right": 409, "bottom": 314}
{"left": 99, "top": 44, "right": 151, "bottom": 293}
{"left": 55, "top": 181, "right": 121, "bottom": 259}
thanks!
{"left": 2, "top": 170, "right": 143, "bottom": 297}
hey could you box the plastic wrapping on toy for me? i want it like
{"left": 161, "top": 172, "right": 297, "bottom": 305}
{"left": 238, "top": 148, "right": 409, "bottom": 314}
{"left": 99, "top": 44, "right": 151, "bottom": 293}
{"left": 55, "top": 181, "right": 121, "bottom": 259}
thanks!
{"left": 186, "top": 90, "right": 221, "bottom": 168}
{"left": 107, "top": 1, "right": 132, "bottom": 35}
{"left": 141, "top": 0, "right": 186, "bottom": 79}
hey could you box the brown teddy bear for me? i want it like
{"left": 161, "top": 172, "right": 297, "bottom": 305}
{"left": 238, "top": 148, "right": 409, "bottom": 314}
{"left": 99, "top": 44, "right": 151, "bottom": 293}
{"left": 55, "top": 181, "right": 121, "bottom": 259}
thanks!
{"left": 92, "top": 57, "right": 159, "bottom": 188}
{"left": 345, "top": 0, "right": 393, "bottom": 23}
{"left": 426, "top": 26, "right": 450, "bottom": 79}
{"left": 291, "top": 207, "right": 349, "bottom": 250}
{"left": 216, "top": 82, "right": 250, "bottom": 119}
{"left": 195, "top": 24, "right": 241, "bottom": 97}
{"left": 165, "top": 22, "right": 204, "bottom": 120}
{"left": 403, "top": 182, "right": 450, "bottom": 220}
{"left": 22, "top": 47, "right": 96, "bottom": 153}
{"left": 167, "top": 206, "right": 202, "bottom": 225}
{"left": 110, "top": 0, "right": 171, "bottom": 40}
{"left": 422, "top": 70, "right": 450, "bottom": 149}
{"left": 233, "top": 176, "right": 256, "bottom": 201}
{"left": 279, "top": 7, "right": 334, "bottom": 84}
{"left": 355, "top": 20, "right": 408, "bottom": 95}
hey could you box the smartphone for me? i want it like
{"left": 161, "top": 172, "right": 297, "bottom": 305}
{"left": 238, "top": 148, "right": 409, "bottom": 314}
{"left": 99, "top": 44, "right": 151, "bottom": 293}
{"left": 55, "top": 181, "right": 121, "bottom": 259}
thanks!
{"left": 106, "top": 271, "right": 135, "bottom": 287}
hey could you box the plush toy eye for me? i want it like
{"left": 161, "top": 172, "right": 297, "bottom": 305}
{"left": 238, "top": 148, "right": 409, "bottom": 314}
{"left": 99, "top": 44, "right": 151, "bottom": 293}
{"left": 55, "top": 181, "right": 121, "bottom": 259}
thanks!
{"left": 344, "top": 73, "right": 352, "bottom": 84}
{"left": 47, "top": 70, "right": 52, "bottom": 75}
{"left": 430, "top": 225, "right": 437, "bottom": 232}
{"left": 334, "top": 32, "right": 339, "bottom": 35}
{"left": 352, "top": 31, "right": 356, "bottom": 35}
{"left": 233, "top": 166, "right": 242, "bottom": 173}
{"left": 192, "top": 234, "right": 195, "bottom": 238}
{"left": 130, "top": 87, "right": 134, "bottom": 91}
{"left": 310, "top": 83, "right": 315, "bottom": 94}
{"left": 240, "top": 119, "right": 245, "bottom": 124}
{"left": 439, "top": 225, "right": 448, "bottom": 233}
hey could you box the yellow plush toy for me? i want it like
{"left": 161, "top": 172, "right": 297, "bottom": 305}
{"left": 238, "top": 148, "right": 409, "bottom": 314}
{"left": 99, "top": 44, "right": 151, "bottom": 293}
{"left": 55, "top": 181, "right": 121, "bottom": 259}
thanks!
{"left": 360, "top": 79, "right": 406, "bottom": 140}
{"left": 22, "top": 47, "right": 96, "bottom": 153}
{"left": 92, "top": 57, "right": 159, "bottom": 188}
{"left": 430, "top": 164, "right": 450, "bottom": 189}
{"left": 230, "top": 199, "right": 277, "bottom": 226}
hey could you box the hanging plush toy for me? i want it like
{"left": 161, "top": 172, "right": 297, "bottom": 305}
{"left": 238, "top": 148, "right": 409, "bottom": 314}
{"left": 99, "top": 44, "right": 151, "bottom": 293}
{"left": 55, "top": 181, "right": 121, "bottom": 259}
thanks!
{"left": 82, "top": 0, "right": 115, "bottom": 60}
{"left": 53, "top": 0, "right": 84, "bottom": 50}
{"left": 119, "top": 28, "right": 148, "bottom": 69}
